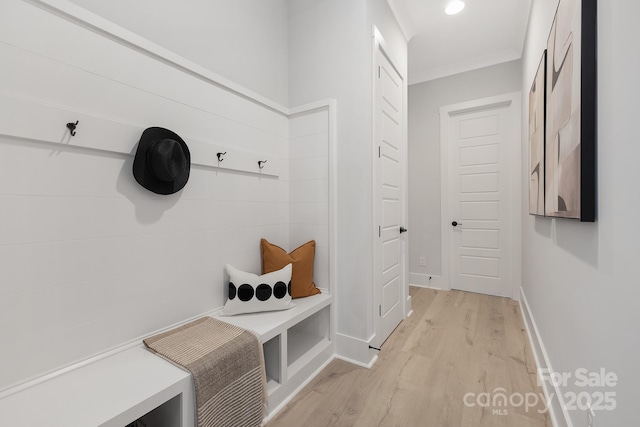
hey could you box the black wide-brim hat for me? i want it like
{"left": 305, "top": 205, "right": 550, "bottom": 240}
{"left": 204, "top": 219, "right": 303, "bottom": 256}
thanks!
{"left": 133, "top": 127, "right": 191, "bottom": 195}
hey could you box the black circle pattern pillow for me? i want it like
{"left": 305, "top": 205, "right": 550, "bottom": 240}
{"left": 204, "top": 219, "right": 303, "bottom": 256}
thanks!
{"left": 222, "top": 263, "right": 294, "bottom": 315}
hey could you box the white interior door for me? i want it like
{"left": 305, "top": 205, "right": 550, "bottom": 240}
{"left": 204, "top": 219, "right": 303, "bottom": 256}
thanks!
{"left": 447, "top": 103, "right": 512, "bottom": 297}
{"left": 374, "top": 48, "right": 405, "bottom": 346}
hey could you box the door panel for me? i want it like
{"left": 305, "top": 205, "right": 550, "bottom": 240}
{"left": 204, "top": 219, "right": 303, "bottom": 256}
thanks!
{"left": 459, "top": 144, "right": 499, "bottom": 166}
{"left": 383, "top": 199, "right": 399, "bottom": 229}
{"left": 459, "top": 115, "right": 499, "bottom": 139}
{"left": 382, "top": 277, "right": 400, "bottom": 315}
{"left": 382, "top": 113, "right": 401, "bottom": 148}
{"left": 383, "top": 239, "right": 399, "bottom": 271}
{"left": 460, "top": 201, "right": 499, "bottom": 220}
{"left": 382, "top": 156, "right": 400, "bottom": 189}
{"left": 375, "top": 49, "right": 405, "bottom": 346}
{"left": 460, "top": 229, "right": 500, "bottom": 249}
{"left": 449, "top": 106, "right": 511, "bottom": 296}
{"left": 460, "top": 256, "right": 500, "bottom": 278}
{"left": 460, "top": 173, "right": 499, "bottom": 193}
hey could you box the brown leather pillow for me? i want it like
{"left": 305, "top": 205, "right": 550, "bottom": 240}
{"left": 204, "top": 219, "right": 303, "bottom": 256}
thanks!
{"left": 260, "top": 238, "right": 321, "bottom": 298}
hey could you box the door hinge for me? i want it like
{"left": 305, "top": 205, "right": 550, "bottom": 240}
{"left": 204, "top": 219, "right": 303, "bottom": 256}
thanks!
{"left": 378, "top": 226, "right": 381, "bottom": 237}
{"left": 379, "top": 305, "right": 382, "bottom": 316}
{"left": 378, "top": 146, "right": 381, "bottom": 158}
{"left": 378, "top": 66, "right": 381, "bottom": 78}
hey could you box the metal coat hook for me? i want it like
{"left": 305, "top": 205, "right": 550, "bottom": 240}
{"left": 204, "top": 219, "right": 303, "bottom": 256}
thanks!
{"left": 258, "top": 160, "right": 267, "bottom": 169}
{"left": 66, "top": 120, "right": 79, "bottom": 137}
{"left": 217, "top": 152, "right": 226, "bottom": 162}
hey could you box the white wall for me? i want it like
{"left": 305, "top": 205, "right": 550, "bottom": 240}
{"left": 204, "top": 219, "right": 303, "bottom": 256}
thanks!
{"left": 0, "top": 0, "right": 291, "bottom": 390}
{"left": 521, "top": 1, "right": 640, "bottom": 425}
{"left": 68, "top": 0, "right": 290, "bottom": 107}
{"left": 0, "top": 0, "right": 402, "bottom": 387}
{"left": 288, "top": 0, "right": 406, "bottom": 362}
{"left": 408, "top": 61, "right": 522, "bottom": 286}
{"left": 289, "top": 109, "right": 330, "bottom": 289}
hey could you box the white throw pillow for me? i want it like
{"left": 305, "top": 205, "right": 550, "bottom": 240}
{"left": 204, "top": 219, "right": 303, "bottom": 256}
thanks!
{"left": 222, "top": 264, "right": 294, "bottom": 315}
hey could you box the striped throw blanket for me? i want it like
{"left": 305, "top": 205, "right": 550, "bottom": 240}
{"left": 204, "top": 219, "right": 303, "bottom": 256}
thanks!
{"left": 144, "top": 317, "right": 266, "bottom": 427}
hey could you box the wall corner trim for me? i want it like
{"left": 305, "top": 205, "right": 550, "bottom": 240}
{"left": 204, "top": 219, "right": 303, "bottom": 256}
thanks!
{"left": 519, "top": 286, "right": 572, "bottom": 427}
{"left": 335, "top": 333, "right": 378, "bottom": 368}
{"left": 385, "top": 0, "right": 418, "bottom": 42}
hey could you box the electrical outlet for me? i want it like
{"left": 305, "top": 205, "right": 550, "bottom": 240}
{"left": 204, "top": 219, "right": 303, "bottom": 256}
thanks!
{"left": 587, "top": 403, "right": 595, "bottom": 427}
{"left": 419, "top": 257, "right": 426, "bottom": 267}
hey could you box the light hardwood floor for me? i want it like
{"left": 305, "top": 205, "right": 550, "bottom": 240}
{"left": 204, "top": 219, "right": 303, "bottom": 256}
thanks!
{"left": 267, "top": 287, "right": 552, "bottom": 427}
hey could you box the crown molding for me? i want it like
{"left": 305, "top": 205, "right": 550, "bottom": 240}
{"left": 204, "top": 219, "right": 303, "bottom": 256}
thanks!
{"left": 386, "top": 0, "right": 418, "bottom": 41}
{"left": 409, "top": 48, "right": 521, "bottom": 85}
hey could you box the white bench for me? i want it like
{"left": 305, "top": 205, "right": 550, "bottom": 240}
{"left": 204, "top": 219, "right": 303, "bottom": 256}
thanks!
{"left": 0, "top": 345, "right": 193, "bottom": 427}
{"left": 0, "top": 293, "right": 333, "bottom": 426}
{"left": 215, "top": 293, "right": 333, "bottom": 415}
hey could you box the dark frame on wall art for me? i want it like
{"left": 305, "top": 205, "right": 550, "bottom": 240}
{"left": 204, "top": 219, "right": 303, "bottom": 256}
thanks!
{"left": 545, "top": 0, "right": 596, "bottom": 221}
{"left": 529, "top": 51, "right": 546, "bottom": 216}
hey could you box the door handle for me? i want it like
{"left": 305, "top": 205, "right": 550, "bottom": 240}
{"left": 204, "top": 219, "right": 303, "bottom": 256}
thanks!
{"left": 400, "top": 227, "right": 408, "bottom": 233}
{"left": 451, "top": 221, "right": 463, "bottom": 227}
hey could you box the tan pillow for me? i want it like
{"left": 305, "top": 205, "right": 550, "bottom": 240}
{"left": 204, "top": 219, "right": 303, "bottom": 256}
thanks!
{"left": 261, "top": 238, "right": 321, "bottom": 299}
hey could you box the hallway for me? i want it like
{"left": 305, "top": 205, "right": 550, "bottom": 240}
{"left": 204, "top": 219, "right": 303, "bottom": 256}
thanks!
{"left": 268, "top": 287, "right": 552, "bottom": 426}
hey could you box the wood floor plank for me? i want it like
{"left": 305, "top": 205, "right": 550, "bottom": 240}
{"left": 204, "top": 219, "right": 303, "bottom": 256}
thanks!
{"left": 267, "top": 287, "right": 551, "bottom": 427}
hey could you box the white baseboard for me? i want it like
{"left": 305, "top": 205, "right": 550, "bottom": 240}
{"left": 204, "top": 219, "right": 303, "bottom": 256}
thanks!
{"left": 519, "top": 287, "right": 572, "bottom": 427}
{"left": 334, "top": 354, "right": 378, "bottom": 369}
{"left": 406, "top": 294, "right": 412, "bottom": 317}
{"left": 335, "top": 333, "right": 378, "bottom": 368}
{"left": 409, "top": 273, "right": 447, "bottom": 290}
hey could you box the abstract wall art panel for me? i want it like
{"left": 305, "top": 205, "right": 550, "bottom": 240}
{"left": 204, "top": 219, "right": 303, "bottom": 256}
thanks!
{"left": 529, "top": 51, "right": 546, "bottom": 216}
{"left": 545, "top": 0, "right": 596, "bottom": 221}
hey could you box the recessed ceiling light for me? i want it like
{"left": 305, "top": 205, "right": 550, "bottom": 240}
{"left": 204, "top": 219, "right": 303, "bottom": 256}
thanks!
{"left": 445, "top": 0, "right": 465, "bottom": 15}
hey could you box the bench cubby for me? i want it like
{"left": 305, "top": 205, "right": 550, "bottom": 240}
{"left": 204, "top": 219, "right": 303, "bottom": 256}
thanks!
{"left": 132, "top": 394, "right": 182, "bottom": 427}
{"left": 263, "top": 334, "right": 282, "bottom": 393}
{"left": 0, "top": 294, "right": 333, "bottom": 426}
{"left": 287, "top": 306, "right": 331, "bottom": 378}
{"left": 214, "top": 293, "right": 333, "bottom": 414}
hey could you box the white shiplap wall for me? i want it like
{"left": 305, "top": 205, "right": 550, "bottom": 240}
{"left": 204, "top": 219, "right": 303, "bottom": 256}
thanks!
{"left": 0, "top": 0, "right": 292, "bottom": 390}
{"left": 289, "top": 109, "right": 330, "bottom": 290}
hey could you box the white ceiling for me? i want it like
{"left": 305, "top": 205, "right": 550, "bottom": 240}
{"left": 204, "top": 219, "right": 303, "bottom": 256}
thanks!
{"left": 388, "top": 0, "right": 532, "bottom": 85}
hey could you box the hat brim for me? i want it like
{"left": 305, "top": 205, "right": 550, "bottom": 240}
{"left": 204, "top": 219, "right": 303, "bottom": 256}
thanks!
{"left": 133, "top": 127, "right": 191, "bottom": 195}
